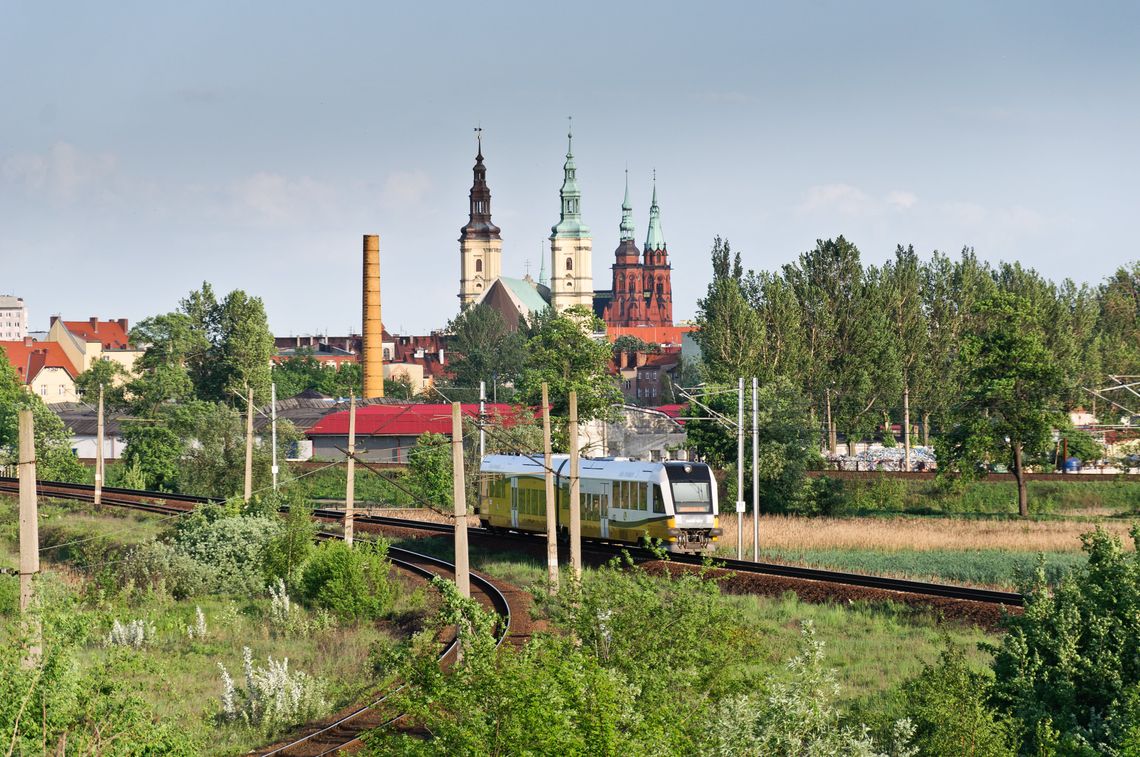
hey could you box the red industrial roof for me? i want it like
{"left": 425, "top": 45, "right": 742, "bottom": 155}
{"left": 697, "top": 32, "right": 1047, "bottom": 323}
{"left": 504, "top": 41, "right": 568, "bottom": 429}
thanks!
{"left": 0, "top": 340, "right": 79, "bottom": 383}
{"left": 308, "top": 403, "right": 527, "bottom": 437}
{"left": 63, "top": 319, "right": 131, "bottom": 350}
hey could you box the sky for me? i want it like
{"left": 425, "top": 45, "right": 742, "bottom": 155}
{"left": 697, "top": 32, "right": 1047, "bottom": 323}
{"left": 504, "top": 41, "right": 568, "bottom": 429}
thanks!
{"left": 1, "top": 1, "right": 1137, "bottom": 336}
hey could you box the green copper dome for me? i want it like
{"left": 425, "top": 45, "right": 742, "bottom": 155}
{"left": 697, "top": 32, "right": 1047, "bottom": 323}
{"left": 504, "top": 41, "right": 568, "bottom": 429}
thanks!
{"left": 551, "top": 126, "right": 591, "bottom": 239}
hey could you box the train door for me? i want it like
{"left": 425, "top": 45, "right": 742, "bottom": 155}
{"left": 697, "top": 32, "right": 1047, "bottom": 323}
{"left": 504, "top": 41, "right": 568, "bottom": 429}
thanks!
{"left": 510, "top": 478, "right": 519, "bottom": 529}
{"left": 599, "top": 482, "right": 610, "bottom": 538}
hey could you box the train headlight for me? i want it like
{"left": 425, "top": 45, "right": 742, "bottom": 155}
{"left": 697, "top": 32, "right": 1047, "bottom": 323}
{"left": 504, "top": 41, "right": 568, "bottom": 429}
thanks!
{"left": 667, "top": 527, "right": 681, "bottom": 536}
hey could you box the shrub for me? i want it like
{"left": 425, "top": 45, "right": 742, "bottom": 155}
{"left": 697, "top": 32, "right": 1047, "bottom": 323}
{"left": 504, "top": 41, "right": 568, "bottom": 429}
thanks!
{"left": 172, "top": 505, "right": 281, "bottom": 595}
{"left": 119, "top": 540, "right": 215, "bottom": 600}
{"left": 218, "top": 646, "right": 327, "bottom": 729}
{"left": 903, "top": 645, "right": 1018, "bottom": 756}
{"left": 299, "top": 539, "right": 394, "bottom": 622}
{"left": 263, "top": 494, "right": 317, "bottom": 590}
{"left": 990, "top": 527, "right": 1140, "bottom": 753}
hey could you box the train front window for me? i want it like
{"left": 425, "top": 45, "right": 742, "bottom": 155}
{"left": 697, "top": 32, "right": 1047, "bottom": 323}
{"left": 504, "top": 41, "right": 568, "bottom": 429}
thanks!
{"left": 666, "top": 464, "right": 713, "bottom": 513}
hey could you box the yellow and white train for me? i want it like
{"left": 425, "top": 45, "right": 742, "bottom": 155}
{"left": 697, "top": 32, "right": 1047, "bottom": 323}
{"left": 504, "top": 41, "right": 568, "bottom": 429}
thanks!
{"left": 478, "top": 454, "right": 721, "bottom": 553}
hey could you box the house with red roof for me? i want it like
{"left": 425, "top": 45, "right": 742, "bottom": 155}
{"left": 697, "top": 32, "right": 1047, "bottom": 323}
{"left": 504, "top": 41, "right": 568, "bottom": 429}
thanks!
{"left": 46, "top": 316, "right": 142, "bottom": 377}
{"left": 0, "top": 337, "right": 81, "bottom": 403}
{"left": 306, "top": 402, "right": 526, "bottom": 463}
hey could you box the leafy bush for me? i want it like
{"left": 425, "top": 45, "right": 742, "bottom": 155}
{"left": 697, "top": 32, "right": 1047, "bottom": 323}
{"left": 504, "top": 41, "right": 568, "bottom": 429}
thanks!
{"left": 263, "top": 494, "right": 317, "bottom": 589}
{"left": 119, "top": 540, "right": 215, "bottom": 599}
{"left": 903, "top": 645, "right": 1017, "bottom": 756}
{"left": 172, "top": 505, "right": 281, "bottom": 595}
{"left": 407, "top": 432, "right": 452, "bottom": 507}
{"left": 218, "top": 646, "right": 327, "bottom": 729}
{"left": 990, "top": 527, "right": 1140, "bottom": 753}
{"left": 299, "top": 539, "right": 394, "bottom": 622}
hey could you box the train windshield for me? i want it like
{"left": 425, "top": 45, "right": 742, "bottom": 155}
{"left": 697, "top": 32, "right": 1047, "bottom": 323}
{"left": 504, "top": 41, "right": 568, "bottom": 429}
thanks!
{"left": 666, "top": 464, "right": 714, "bottom": 513}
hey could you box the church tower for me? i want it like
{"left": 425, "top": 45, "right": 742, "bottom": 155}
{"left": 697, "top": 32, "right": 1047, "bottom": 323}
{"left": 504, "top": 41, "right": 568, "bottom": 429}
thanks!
{"left": 603, "top": 171, "right": 645, "bottom": 327}
{"left": 549, "top": 125, "right": 593, "bottom": 312}
{"left": 641, "top": 174, "right": 673, "bottom": 326}
{"left": 459, "top": 131, "right": 502, "bottom": 307}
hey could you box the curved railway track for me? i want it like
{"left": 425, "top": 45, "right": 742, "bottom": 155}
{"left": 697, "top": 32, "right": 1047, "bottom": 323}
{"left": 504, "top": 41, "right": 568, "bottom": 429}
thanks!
{"left": 0, "top": 477, "right": 1024, "bottom": 606}
{"left": 0, "top": 476, "right": 512, "bottom": 755}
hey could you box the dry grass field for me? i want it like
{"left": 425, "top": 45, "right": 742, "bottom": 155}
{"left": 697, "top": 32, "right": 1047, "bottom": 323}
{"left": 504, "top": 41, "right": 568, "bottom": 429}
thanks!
{"left": 717, "top": 513, "right": 1136, "bottom": 554}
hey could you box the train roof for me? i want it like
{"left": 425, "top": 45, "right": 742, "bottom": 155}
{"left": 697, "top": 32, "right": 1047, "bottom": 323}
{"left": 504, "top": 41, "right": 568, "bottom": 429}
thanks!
{"left": 480, "top": 454, "right": 705, "bottom": 483}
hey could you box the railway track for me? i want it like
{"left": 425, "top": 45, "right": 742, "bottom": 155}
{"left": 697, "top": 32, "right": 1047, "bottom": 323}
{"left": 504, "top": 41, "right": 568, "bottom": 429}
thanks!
{"left": 0, "top": 476, "right": 512, "bottom": 755}
{"left": 0, "top": 477, "right": 1024, "bottom": 606}
{"left": 255, "top": 544, "right": 511, "bottom": 756}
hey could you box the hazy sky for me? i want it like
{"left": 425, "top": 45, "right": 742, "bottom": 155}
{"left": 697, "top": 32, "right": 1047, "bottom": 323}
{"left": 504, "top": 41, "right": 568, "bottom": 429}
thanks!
{"left": 2, "top": 1, "right": 1137, "bottom": 336}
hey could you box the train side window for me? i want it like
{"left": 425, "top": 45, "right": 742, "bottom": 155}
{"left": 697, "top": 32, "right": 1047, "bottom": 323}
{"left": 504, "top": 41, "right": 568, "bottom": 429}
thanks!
{"left": 652, "top": 485, "right": 665, "bottom": 514}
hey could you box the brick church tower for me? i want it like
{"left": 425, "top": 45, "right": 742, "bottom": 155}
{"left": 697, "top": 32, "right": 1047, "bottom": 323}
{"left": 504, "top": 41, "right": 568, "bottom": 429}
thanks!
{"left": 602, "top": 173, "right": 673, "bottom": 327}
{"left": 641, "top": 175, "right": 673, "bottom": 326}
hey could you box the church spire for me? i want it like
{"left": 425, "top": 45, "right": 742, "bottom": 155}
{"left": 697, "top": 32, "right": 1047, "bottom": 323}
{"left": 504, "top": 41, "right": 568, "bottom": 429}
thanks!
{"left": 619, "top": 169, "right": 635, "bottom": 242}
{"left": 644, "top": 170, "right": 665, "bottom": 251}
{"left": 460, "top": 127, "right": 501, "bottom": 241}
{"left": 551, "top": 118, "right": 590, "bottom": 238}
{"left": 538, "top": 240, "right": 548, "bottom": 287}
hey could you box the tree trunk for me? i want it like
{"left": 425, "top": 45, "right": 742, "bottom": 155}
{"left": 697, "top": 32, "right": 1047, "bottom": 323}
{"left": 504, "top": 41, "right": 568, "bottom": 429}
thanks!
{"left": 921, "top": 412, "right": 930, "bottom": 448}
{"left": 1013, "top": 443, "right": 1029, "bottom": 518}
{"left": 902, "top": 385, "right": 912, "bottom": 474}
{"left": 825, "top": 390, "right": 836, "bottom": 455}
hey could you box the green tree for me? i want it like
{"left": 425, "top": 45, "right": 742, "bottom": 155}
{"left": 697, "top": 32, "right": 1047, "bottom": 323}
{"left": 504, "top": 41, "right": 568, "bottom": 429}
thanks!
{"left": 517, "top": 306, "right": 621, "bottom": 439}
{"left": 880, "top": 245, "right": 929, "bottom": 464}
{"left": 383, "top": 374, "right": 416, "bottom": 400}
{"left": 406, "top": 432, "right": 452, "bottom": 508}
{"left": 693, "top": 236, "right": 763, "bottom": 384}
{"left": 119, "top": 421, "right": 182, "bottom": 491}
{"left": 447, "top": 303, "right": 525, "bottom": 389}
{"left": 74, "top": 358, "right": 128, "bottom": 410}
{"left": 939, "top": 292, "right": 1066, "bottom": 517}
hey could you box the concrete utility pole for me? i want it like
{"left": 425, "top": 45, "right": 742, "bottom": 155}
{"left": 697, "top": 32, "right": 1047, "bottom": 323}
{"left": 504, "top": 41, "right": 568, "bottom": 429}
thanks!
{"left": 568, "top": 390, "right": 582, "bottom": 580}
{"left": 542, "top": 383, "right": 558, "bottom": 591}
{"left": 752, "top": 376, "right": 760, "bottom": 562}
{"left": 18, "top": 409, "right": 41, "bottom": 664}
{"left": 19, "top": 410, "right": 39, "bottom": 616}
{"left": 271, "top": 383, "right": 279, "bottom": 492}
{"left": 451, "top": 402, "right": 471, "bottom": 598}
{"left": 736, "top": 377, "right": 744, "bottom": 560}
{"left": 345, "top": 394, "right": 356, "bottom": 547}
{"left": 94, "top": 384, "right": 104, "bottom": 506}
{"left": 244, "top": 386, "right": 254, "bottom": 503}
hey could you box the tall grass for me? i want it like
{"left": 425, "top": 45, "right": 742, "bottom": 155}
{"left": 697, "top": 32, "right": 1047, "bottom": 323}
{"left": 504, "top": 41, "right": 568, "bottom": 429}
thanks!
{"left": 718, "top": 514, "right": 1135, "bottom": 554}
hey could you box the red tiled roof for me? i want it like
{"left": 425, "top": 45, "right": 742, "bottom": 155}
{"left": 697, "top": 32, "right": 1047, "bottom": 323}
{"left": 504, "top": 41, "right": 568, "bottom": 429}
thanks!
{"left": 652, "top": 404, "right": 689, "bottom": 424}
{"left": 606, "top": 325, "right": 694, "bottom": 346}
{"left": 0, "top": 340, "right": 79, "bottom": 383}
{"left": 308, "top": 403, "right": 526, "bottom": 437}
{"left": 63, "top": 319, "right": 131, "bottom": 350}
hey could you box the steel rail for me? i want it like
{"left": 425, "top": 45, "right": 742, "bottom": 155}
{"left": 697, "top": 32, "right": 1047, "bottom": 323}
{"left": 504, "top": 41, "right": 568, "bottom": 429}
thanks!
{"left": 2, "top": 477, "right": 1024, "bottom": 605}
